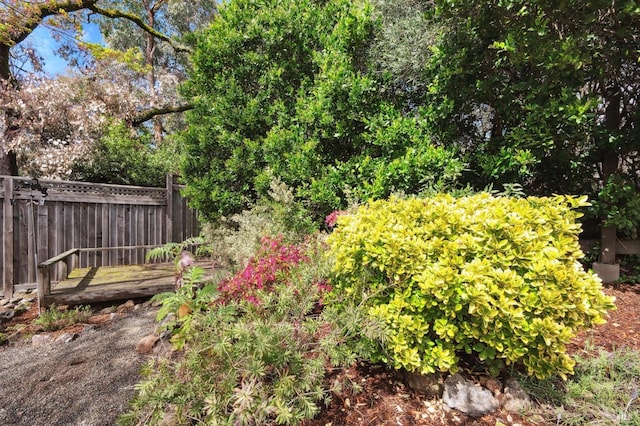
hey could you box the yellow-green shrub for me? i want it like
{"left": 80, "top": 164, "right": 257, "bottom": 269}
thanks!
{"left": 327, "top": 193, "right": 615, "bottom": 379}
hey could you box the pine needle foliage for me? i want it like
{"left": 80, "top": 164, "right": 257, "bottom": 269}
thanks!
{"left": 120, "top": 236, "right": 353, "bottom": 426}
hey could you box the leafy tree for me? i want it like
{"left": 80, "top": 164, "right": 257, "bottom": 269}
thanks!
{"left": 180, "top": 0, "right": 463, "bottom": 222}
{"left": 366, "top": 0, "right": 640, "bottom": 258}
{"left": 94, "top": 0, "right": 217, "bottom": 143}
{"left": 0, "top": 0, "right": 197, "bottom": 177}
{"left": 69, "top": 121, "right": 172, "bottom": 186}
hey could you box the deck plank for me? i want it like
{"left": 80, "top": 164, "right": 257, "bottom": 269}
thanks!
{"left": 43, "top": 261, "right": 217, "bottom": 306}
{"left": 46, "top": 262, "right": 179, "bottom": 306}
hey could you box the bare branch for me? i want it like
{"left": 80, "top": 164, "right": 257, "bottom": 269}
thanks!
{"left": 129, "top": 103, "right": 193, "bottom": 127}
{"left": 87, "top": 4, "right": 193, "bottom": 54}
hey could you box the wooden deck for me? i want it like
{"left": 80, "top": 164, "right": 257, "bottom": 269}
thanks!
{"left": 37, "top": 246, "right": 218, "bottom": 308}
{"left": 45, "top": 262, "right": 178, "bottom": 306}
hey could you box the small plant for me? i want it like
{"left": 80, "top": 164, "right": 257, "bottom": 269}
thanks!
{"left": 34, "top": 304, "right": 91, "bottom": 332}
{"left": 203, "top": 178, "right": 316, "bottom": 269}
{"left": 151, "top": 266, "right": 221, "bottom": 351}
{"left": 145, "top": 236, "right": 206, "bottom": 263}
{"left": 521, "top": 348, "right": 640, "bottom": 425}
{"left": 217, "top": 235, "right": 309, "bottom": 304}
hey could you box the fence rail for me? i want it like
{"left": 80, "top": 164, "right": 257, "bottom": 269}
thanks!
{"left": 1, "top": 175, "right": 199, "bottom": 298}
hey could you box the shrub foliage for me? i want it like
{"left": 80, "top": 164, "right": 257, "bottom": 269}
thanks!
{"left": 327, "top": 193, "right": 615, "bottom": 379}
{"left": 121, "top": 236, "right": 341, "bottom": 425}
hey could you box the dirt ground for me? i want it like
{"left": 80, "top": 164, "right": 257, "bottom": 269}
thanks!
{"left": 0, "top": 302, "right": 161, "bottom": 426}
{"left": 0, "top": 283, "right": 637, "bottom": 426}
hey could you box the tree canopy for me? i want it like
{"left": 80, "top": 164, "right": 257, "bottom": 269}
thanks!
{"left": 0, "top": 0, "right": 215, "bottom": 180}
{"left": 179, "top": 0, "right": 463, "bottom": 222}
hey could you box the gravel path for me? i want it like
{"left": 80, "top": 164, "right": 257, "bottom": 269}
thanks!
{"left": 0, "top": 306, "right": 159, "bottom": 426}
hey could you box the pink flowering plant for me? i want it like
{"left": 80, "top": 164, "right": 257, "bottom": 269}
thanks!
{"left": 217, "top": 235, "right": 330, "bottom": 305}
{"left": 325, "top": 210, "right": 346, "bottom": 229}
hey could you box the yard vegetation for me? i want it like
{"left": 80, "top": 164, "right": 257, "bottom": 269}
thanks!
{"left": 2, "top": 0, "right": 640, "bottom": 424}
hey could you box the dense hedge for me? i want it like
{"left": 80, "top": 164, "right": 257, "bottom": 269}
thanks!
{"left": 327, "top": 194, "right": 615, "bottom": 379}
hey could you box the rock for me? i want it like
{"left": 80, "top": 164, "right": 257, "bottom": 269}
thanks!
{"left": 478, "top": 375, "right": 503, "bottom": 397}
{"left": 136, "top": 334, "right": 160, "bottom": 354}
{"left": 502, "top": 378, "right": 531, "bottom": 413}
{"left": 99, "top": 306, "right": 116, "bottom": 315}
{"left": 14, "top": 302, "right": 31, "bottom": 314}
{"left": 117, "top": 300, "right": 136, "bottom": 313}
{"left": 0, "top": 308, "right": 15, "bottom": 321}
{"left": 403, "top": 370, "right": 445, "bottom": 398}
{"left": 443, "top": 373, "right": 500, "bottom": 417}
{"left": 32, "top": 334, "right": 53, "bottom": 347}
{"left": 55, "top": 333, "right": 77, "bottom": 344}
{"left": 0, "top": 298, "right": 9, "bottom": 306}
{"left": 22, "top": 294, "right": 37, "bottom": 303}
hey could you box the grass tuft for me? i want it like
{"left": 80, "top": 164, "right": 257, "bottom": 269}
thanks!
{"left": 520, "top": 347, "right": 640, "bottom": 425}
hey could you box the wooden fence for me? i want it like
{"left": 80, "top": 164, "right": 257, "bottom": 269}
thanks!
{"left": 1, "top": 175, "right": 200, "bottom": 298}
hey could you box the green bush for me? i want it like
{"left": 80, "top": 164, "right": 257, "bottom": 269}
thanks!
{"left": 203, "top": 178, "right": 316, "bottom": 269}
{"left": 70, "top": 121, "right": 171, "bottom": 187}
{"left": 326, "top": 193, "right": 615, "bottom": 379}
{"left": 179, "top": 0, "right": 463, "bottom": 223}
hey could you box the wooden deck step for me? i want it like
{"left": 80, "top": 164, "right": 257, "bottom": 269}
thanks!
{"left": 45, "top": 263, "right": 179, "bottom": 306}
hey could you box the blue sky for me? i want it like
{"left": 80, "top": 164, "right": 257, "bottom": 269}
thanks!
{"left": 22, "top": 21, "right": 104, "bottom": 76}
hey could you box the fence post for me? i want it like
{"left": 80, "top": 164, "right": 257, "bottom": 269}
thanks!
{"left": 593, "top": 224, "right": 620, "bottom": 283}
{"left": 166, "top": 174, "right": 173, "bottom": 244}
{"left": 3, "top": 177, "right": 13, "bottom": 300}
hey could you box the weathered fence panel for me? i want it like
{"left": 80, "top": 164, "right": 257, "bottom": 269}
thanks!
{"left": 1, "top": 175, "right": 200, "bottom": 298}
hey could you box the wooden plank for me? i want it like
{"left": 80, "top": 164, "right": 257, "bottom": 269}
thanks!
{"left": 166, "top": 174, "right": 173, "bottom": 244}
{"left": 64, "top": 202, "right": 73, "bottom": 262}
{"left": 600, "top": 225, "right": 617, "bottom": 264}
{"left": 78, "top": 203, "right": 87, "bottom": 266}
{"left": 39, "top": 248, "right": 81, "bottom": 267}
{"left": 54, "top": 263, "right": 177, "bottom": 289}
{"left": 26, "top": 201, "right": 35, "bottom": 283}
{"left": 37, "top": 266, "right": 50, "bottom": 308}
{"left": 3, "top": 177, "right": 14, "bottom": 299}
{"left": 44, "top": 281, "right": 174, "bottom": 306}
{"left": 38, "top": 203, "right": 48, "bottom": 270}
{"left": 174, "top": 184, "right": 184, "bottom": 243}
{"left": 87, "top": 203, "right": 96, "bottom": 267}
{"left": 117, "top": 204, "right": 125, "bottom": 265}
{"left": 40, "top": 193, "right": 165, "bottom": 206}
{"left": 616, "top": 239, "right": 640, "bottom": 255}
{"left": 109, "top": 204, "right": 117, "bottom": 265}
{"left": 16, "top": 201, "right": 28, "bottom": 285}
{"left": 136, "top": 207, "right": 145, "bottom": 264}
{"left": 101, "top": 203, "right": 109, "bottom": 266}
{"left": 148, "top": 206, "right": 155, "bottom": 249}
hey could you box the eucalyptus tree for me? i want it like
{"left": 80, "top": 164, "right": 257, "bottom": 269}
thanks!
{"left": 94, "top": 0, "right": 217, "bottom": 142}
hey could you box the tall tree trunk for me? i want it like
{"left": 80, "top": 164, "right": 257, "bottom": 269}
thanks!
{"left": 0, "top": 44, "right": 18, "bottom": 176}
{"left": 145, "top": 5, "right": 163, "bottom": 144}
